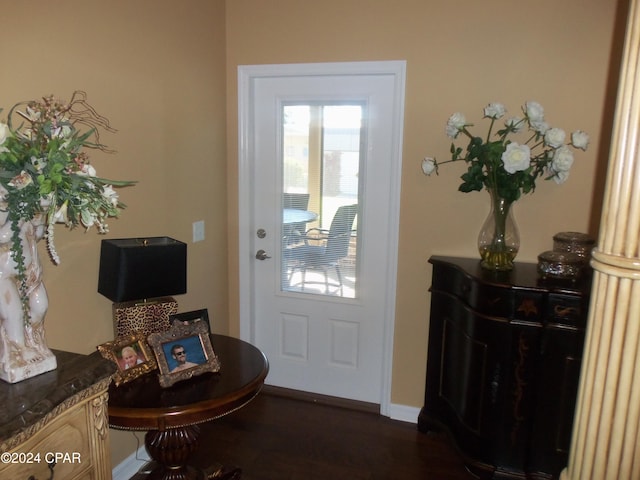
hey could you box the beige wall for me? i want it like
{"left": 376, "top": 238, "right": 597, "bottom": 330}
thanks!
{"left": 3, "top": 0, "right": 227, "bottom": 466}
{"left": 2, "top": 0, "right": 624, "bottom": 470}
{"left": 225, "top": 0, "right": 622, "bottom": 408}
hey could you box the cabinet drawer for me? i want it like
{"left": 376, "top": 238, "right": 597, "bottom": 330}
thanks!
{"left": 431, "top": 260, "right": 546, "bottom": 320}
{"left": 547, "top": 294, "right": 584, "bottom": 327}
{"left": 469, "top": 284, "right": 512, "bottom": 317}
{"left": 432, "top": 263, "right": 513, "bottom": 317}
{"left": 0, "top": 402, "right": 93, "bottom": 480}
{"left": 431, "top": 262, "right": 473, "bottom": 301}
{"left": 513, "top": 289, "right": 544, "bottom": 322}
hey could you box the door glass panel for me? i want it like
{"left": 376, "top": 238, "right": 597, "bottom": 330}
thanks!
{"left": 281, "top": 103, "right": 361, "bottom": 298}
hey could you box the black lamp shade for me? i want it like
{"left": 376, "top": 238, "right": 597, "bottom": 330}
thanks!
{"left": 98, "top": 237, "right": 187, "bottom": 303}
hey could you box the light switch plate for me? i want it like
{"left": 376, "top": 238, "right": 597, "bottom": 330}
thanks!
{"left": 193, "top": 220, "right": 205, "bottom": 242}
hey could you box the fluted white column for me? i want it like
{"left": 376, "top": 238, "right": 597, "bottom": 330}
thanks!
{"left": 561, "top": 2, "right": 640, "bottom": 478}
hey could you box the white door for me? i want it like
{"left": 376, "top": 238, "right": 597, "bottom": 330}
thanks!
{"left": 238, "top": 62, "right": 405, "bottom": 410}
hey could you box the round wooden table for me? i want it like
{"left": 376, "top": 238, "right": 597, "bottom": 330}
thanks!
{"left": 108, "top": 334, "right": 269, "bottom": 480}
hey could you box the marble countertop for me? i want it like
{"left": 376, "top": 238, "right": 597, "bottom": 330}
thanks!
{"left": 0, "top": 349, "right": 116, "bottom": 446}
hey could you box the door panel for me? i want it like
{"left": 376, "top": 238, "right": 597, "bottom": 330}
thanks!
{"left": 238, "top": 62, "right": 405, "bottom": 407}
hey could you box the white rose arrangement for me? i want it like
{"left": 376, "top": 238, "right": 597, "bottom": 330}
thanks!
{"left": 422, "top": 101, "right": 590, "bottom": 203}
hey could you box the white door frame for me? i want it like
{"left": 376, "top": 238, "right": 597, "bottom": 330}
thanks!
{"left": 237, "top": 61, "right": 405, "bottom": 415}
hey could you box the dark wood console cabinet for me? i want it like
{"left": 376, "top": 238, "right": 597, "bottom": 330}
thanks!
{"left": 418, "top": 256, "right": 590, "bottom": 479}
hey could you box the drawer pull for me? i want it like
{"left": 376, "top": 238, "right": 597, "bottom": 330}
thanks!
{"left": 487, "top": 297, "right": 501, "bottom": 306}
{"left": 517, "top": 298, "right": 538, "bottom": 316}
{"left": 27, "top": 459, "right": 56, "bottom": 480}
{"left": 554, "top": 305, "right": 580, "bottom": 317}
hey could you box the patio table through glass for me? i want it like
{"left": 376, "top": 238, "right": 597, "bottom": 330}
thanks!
{"left": 282, "top": 208, "right": 318, "bottom": 225}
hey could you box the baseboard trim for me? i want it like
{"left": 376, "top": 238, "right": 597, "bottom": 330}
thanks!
{"left": 262, "top": 385, "right": 380, "bottom": 414}
{"left": 262, "top": 385, "right": 420, "bottom": 424}
{"left": 112, "top": 445, "right": 150, "bottom": 480}
{"left": 388, "top": 403, "right": 421, "bottom": 424}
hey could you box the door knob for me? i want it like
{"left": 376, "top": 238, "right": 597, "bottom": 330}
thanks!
{"left": 255, "top": 249, "right": 271, "bottom": 260}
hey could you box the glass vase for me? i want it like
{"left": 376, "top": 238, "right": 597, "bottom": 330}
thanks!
{"left": 477, "top": 188, "right": 520, "bottom": 271}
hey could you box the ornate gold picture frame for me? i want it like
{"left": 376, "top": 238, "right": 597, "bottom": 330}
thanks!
{"left": 147, "top": 320, "right": 221, "bottom": 388}
{"left": 97, "top": 332, "right": 157, "bottom": 386}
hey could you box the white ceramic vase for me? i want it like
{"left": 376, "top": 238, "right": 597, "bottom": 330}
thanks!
{"left": 0, "top": 211, "right": 57, "bottom": 383}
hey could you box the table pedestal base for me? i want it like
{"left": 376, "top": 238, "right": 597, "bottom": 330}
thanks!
{"left": 132, "top": 461, "right": 241, "bottom": 480}
{"left": 145, "top": 425, "right": 201, "bottom": 480}
{"left": 132, "top": 425, "right": 241, "bottom": 480}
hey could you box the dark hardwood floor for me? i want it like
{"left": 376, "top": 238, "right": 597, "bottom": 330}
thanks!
{"left": 190, "top": 391, "right": 473, "bottom": 480}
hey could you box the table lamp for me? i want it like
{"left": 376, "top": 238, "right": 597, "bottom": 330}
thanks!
{"left": 98, "top": 237, "right": 187, "bottom": 337}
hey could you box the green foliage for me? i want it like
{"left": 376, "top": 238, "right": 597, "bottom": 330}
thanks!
{"left": 0, "top": 92, "right": 135, "bottom": 322}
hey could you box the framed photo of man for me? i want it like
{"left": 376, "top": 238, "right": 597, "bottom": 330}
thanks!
{"left": 148, "top": 320, "right": 220, "bottom": 388}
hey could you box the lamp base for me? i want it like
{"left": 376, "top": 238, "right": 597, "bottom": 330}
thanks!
{"left": 113, "top": 297, "right": 178, "bottom": 337}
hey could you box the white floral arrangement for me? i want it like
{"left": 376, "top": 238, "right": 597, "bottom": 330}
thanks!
{"left": 422, "top": 101, "right": 590, "bottom": 203}
{"left": 0, "top": 91, "right": 134, "bottom": 319}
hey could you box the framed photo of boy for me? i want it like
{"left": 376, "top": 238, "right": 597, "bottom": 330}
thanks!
{"left": 97, "top": 333, "right": 157, "bottom": 386}
{"left": 148, "top": 320, "right": 221, "bottom": 388}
